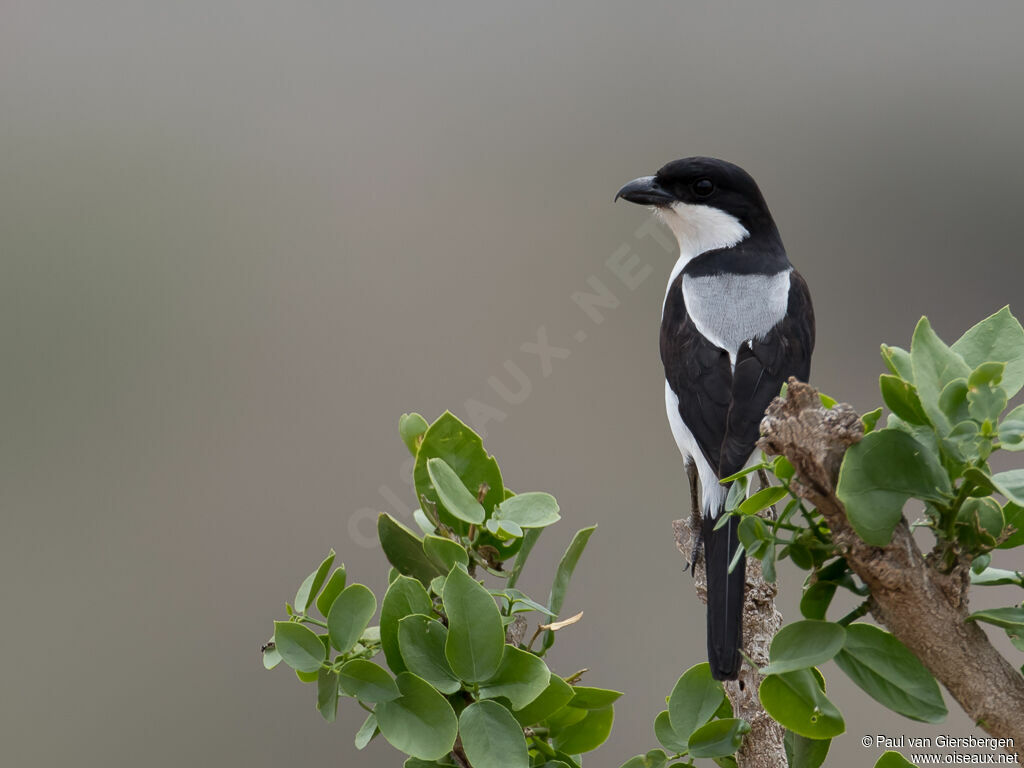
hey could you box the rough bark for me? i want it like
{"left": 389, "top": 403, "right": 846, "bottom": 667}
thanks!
{"left": 674, "top": 506, "right": 786, "bottom": 768}
{"left": 758, "top": 379, "right": 1024, "bottom": 760}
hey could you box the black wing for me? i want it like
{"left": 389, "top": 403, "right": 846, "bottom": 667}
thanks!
{"left": 661, "top": 270, "right": 815, "bottom": 480}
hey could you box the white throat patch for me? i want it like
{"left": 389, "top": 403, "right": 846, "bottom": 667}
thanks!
{"left": 660, "top": 203, "right": 749, "bottom": 308}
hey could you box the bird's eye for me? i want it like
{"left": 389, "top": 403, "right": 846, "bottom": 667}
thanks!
{"left": 692, "top": 178, "right": 715, "bottom": 197}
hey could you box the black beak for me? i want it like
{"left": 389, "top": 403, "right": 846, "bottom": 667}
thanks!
{"left": 614, "top": 175, "right": 676, "bottom": 206}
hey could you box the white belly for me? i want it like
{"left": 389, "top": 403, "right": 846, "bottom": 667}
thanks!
{"left": 682, "top": 270, "right": 792, "bottom": 365}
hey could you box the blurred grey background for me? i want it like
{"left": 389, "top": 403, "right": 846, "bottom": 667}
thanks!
{"left": 4, "top": 2, "right": 1024, "bottom": 766}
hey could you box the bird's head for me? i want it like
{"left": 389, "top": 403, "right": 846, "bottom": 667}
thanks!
{"left": 615, "top": 157, "right": 779, "bottom": 256}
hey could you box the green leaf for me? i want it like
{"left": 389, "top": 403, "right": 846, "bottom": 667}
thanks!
{"left": 799, "top": 582, "right": 838, "bottom": 621}
{"left": 836, "top": 429, "right": 951, "bottom": 546}
{"left": 967, "top": 383, "right": 1007, "bottom": 425}
{"left": 880, "top": 375, "right": 930, "bottom": 425}
{"left": 654, "top": 709, "right": 689, "bottom": 753}
{"left": 618, "top": 751, "right": 669, "bottom": 768}
{"left": 912, "top": 316, "right": 971, "bottom": 432}
{"left": 354, "top": 712, "right": 378, "bottom": 749}
{"left": 952, "top": 306, "right": 1024, "bottom": 398}
{"left": 273, "top": 621, "right": 326, "bottom": 674}
{"left": 262, "top": 642, "right": 282, "bottom": 670}
{"left": 773, "top": 455, "right": 796, "bottom": 481}
{"left": 542, "top": 526, "right": 597, "bottom": 651}
{"left": 400, "top": 412, "right": 430, "bottom": 455}
{"left": 784, "top": 730, "right": 830, "bottom": 768}
{"left": 485, "top": 517, "right": 524, "bottom": 540}
{"left": 938, "top": 378, "right": 970, "bottom": 426}
{"left": 687, "top": 718, "right": 750, "bottom": 758}
{"left": 568, "top": 686, "right": 624, "bottom": 710}
{"left": 513, "top": 675, "right": 574, "bottom": 725}
{"left": 460, "top": 700, "right": 530, "bottom": 768}
{"left": 881, "top": 344, "right": 914, "bottom": 381}
{"left": 552, "top": 706, "right": 615, "bottom": 754}
{"left": 398, "top": 614, "right": 461, "bottom": 694}
{"left": 737, "top": 515, "right": 771, "bottom": 560}
{"left": 966, "top": 606, "right": 1024, "bottom": 631}
{"left": 376, "top": 672, "right": 458, "bottom": 760}
{"left": 427, "top": 457, "right": 486, "bottom": 525}
{"left": 443, "top": 565, "right": 505, "bottom": 682}
{"left": 495, "top": 492, "right": 561, "bottom": 528}
{"left": 413, "top": 412, "right": 504, "bottom": 531}
{"left": 294, "top": 550, "right": 335, "bottom": 614}
{"left": 317, "top": 668, "right": 340, "bottom": 722}
{"left": 991, "top": 469, "right": 1024, "bottom": 505}
{"left": 738, "top": 486, "right": 789, "bottom": 516}
{"left": 998, "top": 414, "right": 1024, "bottom": 451}
{"left": 338, "top": 659, "right": 400, "bottom": 702}
{"left": 315, "top": 566, "right": 347, "bottom": 617}
{"left": 758, "top": 668, "right": 845, "bottom": 739}
{"left": 874, "top": 751, "right": 917, "bottom": 768}
{"left": 412, "top": 508, "right": 437, "bottom": 535}
{"left": 422, "top": 535, "right": 469, "bottom": 572}
{"left": 378, "top": 513, "right": 444, "bottom": 586}
{"left": 969, "top": 361, "right": 1006, "bottom": 388}
{"left": 969, "top": 567, "right": 1023, "bottom": 587}
{"left": 479, "top": 645, "right": 551, "bottom": 709}
{"left": 759, "top": 620, "right": 846, "bottom": 676}
{"left": 833, "top": 623, "right": 946, "bottom": 722}
{"left": 668, "top": 662, "right": 726, "bottom": 740}
{"left": 725, "top": 474, "right": 749, "bottom": 512}
{"left": 862, "top": 407, "right": 884, "bottom": 434}
{"left": 327, "top": 583, "right": 377, "bottom": 653}
{"left": 999, "top": 502, "right": 1024, "bottom": 549}
{"left": 380, "top": 575, "right": 433, "bottom": 674}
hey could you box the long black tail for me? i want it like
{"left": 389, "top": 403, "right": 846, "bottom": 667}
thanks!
{"left": 702, "top": 511, "right": 745, "bottom": 680}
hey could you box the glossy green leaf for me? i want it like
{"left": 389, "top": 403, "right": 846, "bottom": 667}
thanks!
{"left": 460, "top": 700, "right": 529, "bottom": 768}
{"left": 784, "top": 730, "right": 830, "bottom": 768}
{"left": 513, "top": 675, "right": 574, "bottom": 725}
{"left": 354, "top": 712, "right": 378, "bottom": 749}
{"left": 316, "top": 668, "right": 340, "bottom": 722}
{"left": 376, "top": 672, "right": 458, "bottom": 760}
{"left": 836, "top": 429, "right": 951, "bottom": 546}
{"left": 338, "top": 659, "right": 400, "bottom": 702}
{"left": 568, "top": 686, "right": 623, "bottom": 710}
{"left": 378, "top": 513, "right": 444, "bottom": 586}
{"left": 479, "top": 645, "right": 551, "bottom": 709}
{"left": 422, "top": 535, "right": 469, "bottom": 572}
{"left": 315, "top": 566, "right": 347, "bottom": 617}
{"left": 967, "top": 606, "right": 1024, "bottom": 631}
{"left": 495, "top": 492, "right": 561, "bottom": 528}
{"left": 427, "top": 457, "right": 486, "bottom": 525}
{"left": 327, "top": 583, "right": 377, "bottom": 653}
{"left": 737, "top": 515, "right": 771, "bottom": 559}
{"left": 294, "top": 550, "right": 335, "bottom": 614}
{"left": 553, "top": 706, "right": 615, "bottom": 755}
{"left": 542, "top": 526, "right": 597, "bottom": 651}
{"left": 380, "top": 575, "right": 433, "bottom": 673}
{"left": 273, "top": 621, "right": 326, "bottom": 674}
{"left": 687, "top": 718, "right": 749, "bottom": 758}
{"left": 738, "top": 486, "right": 788, "bottom": 516}
{"left": 668, "top": 663, "right": 725, "bottom": 740}
{"left": 758, "top": 668, "right": 845, "bottom": 739}
{"left": 398, "top": 614, "right": 461, "bottom": 694}
{"left": 760, "top": 620, "right": 846, "bottom": 676}
{"left": 443, "top": 565, "right": 505, "bottom": 682}
{"left": 413, "top": 412, "right": 504, "bottom": 530}
{"left": 912, "top": 316, "right": 971, "bottom": 432}
{"left": 834, "top": 623, "right": 946, "bottom": 722}
{"left": 400, "top": 412, "right": 429, "bottom": 455}
{"left": 880, "top": 375, "right": 930, "bottom": 425}
{"left": 654, "top": 709, "right": 689, "bottom": 753}
{"left": 800, "top": 582, "right": 837, "bottom": 621}
{"left": 952, "top": 306, "right": 1024, "bottom": 398}
{"left": 874, "top": 751, "right": 917, "bottom": 768}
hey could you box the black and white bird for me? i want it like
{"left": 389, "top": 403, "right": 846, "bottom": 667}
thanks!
{"left": 615, "top": 157, "right": 814, "bottom": 680}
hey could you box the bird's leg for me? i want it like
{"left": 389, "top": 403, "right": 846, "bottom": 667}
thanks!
{"left": 687, "top": 461, "right": 702, "bottom": 575}
{"left": 758, "top": 468, "right": 779, "bottom": 520}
